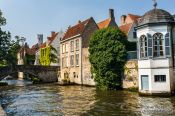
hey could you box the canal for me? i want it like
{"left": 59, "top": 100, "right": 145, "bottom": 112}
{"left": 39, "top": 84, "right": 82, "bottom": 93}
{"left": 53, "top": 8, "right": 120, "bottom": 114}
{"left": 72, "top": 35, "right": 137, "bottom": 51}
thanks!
{"left": 0, "top": 79, "right": 175, "bottom": 116}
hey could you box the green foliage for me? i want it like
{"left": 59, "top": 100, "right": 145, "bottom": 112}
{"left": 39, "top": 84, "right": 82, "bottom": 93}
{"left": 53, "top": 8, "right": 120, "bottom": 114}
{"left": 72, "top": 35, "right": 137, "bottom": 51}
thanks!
{"left": 39, "top": 45, "right": 58, "bottom": 66}
{"left": 40, "top": 46, "right": 51, "bottom": 65}
{"left": 89, "top": 27, "right": 128, "bottom": 90}
{"left": 0, "top": 10, "right": 22, "bottom": 66}
{"left": 24, "top": 53, "right": 35, "bottom": 65}
{"left": 126, "top": 42, "right": 137, "bottom": 51}
{"left": 50, "top": 45, "right": 58, "bottom": 63}
{"left": 6, "top": 36, "right": 22, "bottom": 65}
{"left": 0, "top": 10, "right": 11, "bottom": 65}
{"left": 31, "top": 77, "right": 41, "bottom": 84}
{"left": 0, "top": 82, "right": 8, "bottom": 86}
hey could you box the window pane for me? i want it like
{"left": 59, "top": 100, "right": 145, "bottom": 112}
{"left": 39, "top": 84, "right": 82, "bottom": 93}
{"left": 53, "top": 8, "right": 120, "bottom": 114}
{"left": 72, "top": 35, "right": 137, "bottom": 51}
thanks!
{"left": 154, "top": 75, "right": 166, "bottom": 82}
{"left": 70, "top": 55, "right": 74, "bottom": 66}
{"left": 76, "top": 54, "right": 79, "bottom": 66}
{"left": 148, "top": 48, "right": 152, "bottom": 57}
{"left": 165, "top": 47, "right": 170, "bottom": 56}
{"left": 160, "top": 51, "right": 163, "bottom": 56}
{"left": 76, "top": 40, "right": 79, "bottom": 50}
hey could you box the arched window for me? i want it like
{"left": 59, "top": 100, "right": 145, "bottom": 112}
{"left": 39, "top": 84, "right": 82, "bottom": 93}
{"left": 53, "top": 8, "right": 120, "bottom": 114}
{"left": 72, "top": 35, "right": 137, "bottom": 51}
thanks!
{"left": 140, "top": 35, "right": 147, "bottom": 58}
{"left": 153, "top": 33, "right": 164, "bottom": 57}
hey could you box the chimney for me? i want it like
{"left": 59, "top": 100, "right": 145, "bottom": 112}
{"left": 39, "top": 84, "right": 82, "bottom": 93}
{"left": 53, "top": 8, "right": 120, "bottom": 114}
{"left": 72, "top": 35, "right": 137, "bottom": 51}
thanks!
{"left": 37, "top": 34, "right": 43, "bottom": 46}
{"left": 68, "top": 25, "right": 71, "bottom": 29}
{"left": 51, "top": 31, "right": 55, "bottom": 37}
{"left": 120, "top": 15, "right": 126, "bottom": 25}
{"left": 109, "top": 9, "right": 115, "bottom": 20}
{"left": 78, "top": 20, "right": 81, "bottom": 24}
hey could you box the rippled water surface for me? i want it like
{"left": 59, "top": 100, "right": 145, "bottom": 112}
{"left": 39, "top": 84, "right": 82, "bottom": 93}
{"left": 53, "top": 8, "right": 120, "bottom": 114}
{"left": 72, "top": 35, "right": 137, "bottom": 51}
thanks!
{"left": 0, "top": 80, "right": 175, "bottom": 116}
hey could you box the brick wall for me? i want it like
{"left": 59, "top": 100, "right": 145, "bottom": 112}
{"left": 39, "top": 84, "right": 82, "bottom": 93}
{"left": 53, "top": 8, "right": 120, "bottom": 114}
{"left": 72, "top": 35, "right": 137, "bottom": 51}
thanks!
{"left": 81, "top": 18, "right": 98, "bottom": 85}
{"left": 123, "top": 60, "right": 138, "bottom": 88}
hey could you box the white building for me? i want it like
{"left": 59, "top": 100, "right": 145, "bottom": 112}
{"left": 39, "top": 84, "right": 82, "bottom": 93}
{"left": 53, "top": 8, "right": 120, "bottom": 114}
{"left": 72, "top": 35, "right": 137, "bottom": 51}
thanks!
{"left": 137, "top": 5, "right": 175, "bottom": 95}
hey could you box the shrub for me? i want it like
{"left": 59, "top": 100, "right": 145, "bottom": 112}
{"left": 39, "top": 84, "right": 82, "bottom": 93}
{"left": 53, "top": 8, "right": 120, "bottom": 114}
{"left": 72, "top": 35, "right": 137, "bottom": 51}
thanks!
{"left": 89, "top": 27, "right": 127, "bottom": 90}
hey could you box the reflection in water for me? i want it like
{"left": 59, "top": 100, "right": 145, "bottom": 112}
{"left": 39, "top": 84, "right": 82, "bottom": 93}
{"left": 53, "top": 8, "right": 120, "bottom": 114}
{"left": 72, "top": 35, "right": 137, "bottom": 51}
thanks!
{"left": 0, "top": 80, "right": 175, "bottom": 116}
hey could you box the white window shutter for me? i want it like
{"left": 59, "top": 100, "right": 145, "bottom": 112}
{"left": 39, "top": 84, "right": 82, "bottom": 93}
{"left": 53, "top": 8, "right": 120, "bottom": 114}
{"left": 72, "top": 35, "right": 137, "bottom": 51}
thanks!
{"left": 147, "top": 33, "right": 152, "bottom": 58}
{"left": 165, "top": 32, "right": 171, "bottom": 57}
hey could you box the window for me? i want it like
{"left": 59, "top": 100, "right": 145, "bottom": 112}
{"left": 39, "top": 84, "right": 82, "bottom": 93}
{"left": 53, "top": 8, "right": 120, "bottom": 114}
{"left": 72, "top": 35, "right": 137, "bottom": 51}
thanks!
{"left": 65, "top": 43, "right": 68, "bottom": 52}
{"left": 70, "top": 41, "right": 74, "bottom": 52}
{"left": 165, "top": 33, "right": 171, "bottom": 56}
{"left": 65, "top": 57, "right": 68, "bottom": 67}
{"left": 62, "top": 57, "right": 64, "bottom": 68}
{"left": 76, "top": 39, "right": 79, "bottom": 50}
{"left": 62, "top": 57, "right": 68, "bottom": 68}
{"left": 133, "top": 32, "right": 137, "bottom": 38}
{"left": 62, "top": 44, "right": 65, "bottom": 53}
{"left": 154, "top": 75, "right": 166, "bottom": 82}
{"left": 153, "top": 33, "right": 164, "bottom": 57}
{"left": 76, "top": 54, "right": 79, "bottom": 66}
{"left": 140, "top": 35, "right": 147, "bottom": 58}
{"left": 70, "top": 55, "right": 74, "bottom": 66}
{"left": 73, "top": 72, "right": 76, "bottom": 78}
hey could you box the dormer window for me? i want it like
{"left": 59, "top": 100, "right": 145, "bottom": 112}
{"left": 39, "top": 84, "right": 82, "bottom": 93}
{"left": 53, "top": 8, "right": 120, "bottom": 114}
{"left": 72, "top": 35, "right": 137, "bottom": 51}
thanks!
{"left": 140, "top": 35, "right": 147, "bottom": 58}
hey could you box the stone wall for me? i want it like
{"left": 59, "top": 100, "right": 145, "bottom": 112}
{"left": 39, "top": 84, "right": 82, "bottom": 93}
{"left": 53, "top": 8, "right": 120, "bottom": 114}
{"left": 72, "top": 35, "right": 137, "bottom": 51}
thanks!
{"left": 82, "top": 48, "right": 95, "bottom": 86}
{"left": 81, "top": 18, "right": 98, "bottom": 86}
{"left": 123, "top": 60, "right": 138, "bottom": 89}
{"left": 38, "top": 71, "right": 58, "bottom": 83}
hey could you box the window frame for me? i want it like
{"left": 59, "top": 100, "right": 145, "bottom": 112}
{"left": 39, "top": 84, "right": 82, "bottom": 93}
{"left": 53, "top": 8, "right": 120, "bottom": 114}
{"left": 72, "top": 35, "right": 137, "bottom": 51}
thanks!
{"left": 70, "top": 55, "right": 74, "bottom": 66}
{"left": 76, "top": 39, "right": 79, "bottom": 51}
{"left": 65, "top": 43, "right": 68, "bottom": 53}
{"left": 140, "top": 35, "right": 148, "bottom": 59}
{"left": 76, "top": 54, "right": 79, "bottom": 66}
{"left": 70, "top": 41, "right": 74, "bottom": 52}
{"left": 154, "top": 75, "right": 166, "bottom": 82}
{"left": 62, "top": 44, "right": 65, "bottom": 54}
{"left": 153, "top": 33, "right": 164, "bottom": 57}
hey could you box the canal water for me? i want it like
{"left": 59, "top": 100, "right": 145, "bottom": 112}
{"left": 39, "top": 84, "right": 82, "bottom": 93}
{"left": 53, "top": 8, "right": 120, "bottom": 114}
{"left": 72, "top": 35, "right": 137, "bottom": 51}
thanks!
{"left": 0, "top": 80, "right": 175, "bottom": 116}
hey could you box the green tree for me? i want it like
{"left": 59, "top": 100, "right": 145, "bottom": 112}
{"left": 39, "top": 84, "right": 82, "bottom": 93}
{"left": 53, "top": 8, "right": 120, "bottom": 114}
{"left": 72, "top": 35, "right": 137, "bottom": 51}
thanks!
{"left": 6, "top": 36, "right": 22, "bottom": 65}
{"left": 0, "top": 10, "right": 11, "bottom": 66}
{"left": 50, "top": 45, "right": 58, "bottom": 64}
{"left": 89, "top": 27, "right": 127, "bottom": 90}
{"left": 0, "top": 10, "right": 22, "bottom": 66}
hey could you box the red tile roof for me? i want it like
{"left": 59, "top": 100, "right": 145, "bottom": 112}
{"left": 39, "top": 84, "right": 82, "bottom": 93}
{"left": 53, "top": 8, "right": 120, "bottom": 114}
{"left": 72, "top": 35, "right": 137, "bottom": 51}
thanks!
{"left": 97, "top": 18, "right": 111, "bottom": 29}
{"left": 128, "top": 14, "right": 141, "bottom": 22}
{"left": 62, "top": 18, "right": 92, "bottom": 41}
{"left": 48, "top": 32, "right": 58, "bottom": 45}
{"left": 119, "top": 23, "right": 133, "bottom": 35}
{"left": 40, "top": 42, "right": 46, "bottom": 48}
{"left": 19, "top": 44, "right": 36, "bottom": 56}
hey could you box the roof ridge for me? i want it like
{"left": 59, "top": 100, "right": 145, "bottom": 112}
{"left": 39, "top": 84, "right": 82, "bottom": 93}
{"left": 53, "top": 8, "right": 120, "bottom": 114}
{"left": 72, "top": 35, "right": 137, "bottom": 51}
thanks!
{"left": 62, "top": 17, "right": 92, "bottom": 40}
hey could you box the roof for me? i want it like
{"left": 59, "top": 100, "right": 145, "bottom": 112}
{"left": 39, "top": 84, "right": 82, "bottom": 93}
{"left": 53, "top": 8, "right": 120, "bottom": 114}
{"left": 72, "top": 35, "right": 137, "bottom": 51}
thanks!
{"left": 97, "top": 18, "right": 111, "bottom": 29}
{"left": 128, "top": 14, "right": 141, "bottom": 22}
{"left": 40, "top": 42, "right": 46, "bottom": 48}
{"left": 62, "top": 18, "right": 92, "bottom": 41}
{"left": 19, "top": 44, "right": 36, "bottom": 56}
{"left": 119, "top": 23, "right": 133, "bottom": 35}
{"left": 48, "top": 32, "right": 58, "bottom": 45}
{"left": 138, "top": 9, "right": 175, "bottom": 26}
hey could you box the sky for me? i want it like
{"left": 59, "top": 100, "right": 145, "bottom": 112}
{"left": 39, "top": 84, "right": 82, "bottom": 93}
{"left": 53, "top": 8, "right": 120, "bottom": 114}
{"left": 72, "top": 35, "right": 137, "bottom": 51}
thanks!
{"left": 0, "top": 0, "right": 175, "bottom": 47}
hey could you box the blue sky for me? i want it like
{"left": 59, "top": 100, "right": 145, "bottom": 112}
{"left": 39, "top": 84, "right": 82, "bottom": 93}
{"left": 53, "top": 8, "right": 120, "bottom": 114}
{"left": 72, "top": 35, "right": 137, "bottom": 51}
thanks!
{"left": 0, "top": 0, "right": 175, "bottom": 46}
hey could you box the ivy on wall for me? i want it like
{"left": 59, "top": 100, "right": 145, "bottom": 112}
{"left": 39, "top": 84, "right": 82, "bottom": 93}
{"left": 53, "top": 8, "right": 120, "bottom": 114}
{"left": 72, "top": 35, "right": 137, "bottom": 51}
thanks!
{"left": 39, "top": 46, "right": 51, "bottom": 66}
{"left": 39, "top": 45, "right": 57, "bottom": 66}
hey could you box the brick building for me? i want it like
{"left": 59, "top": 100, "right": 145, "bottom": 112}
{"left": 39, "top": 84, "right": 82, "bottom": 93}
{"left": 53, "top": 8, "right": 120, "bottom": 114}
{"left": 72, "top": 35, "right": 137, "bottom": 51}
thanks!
{"left": 119, "top": 14, "right": 141, "bottom": 42}
{"left": 60, "top": 9, "right": 117, "bottom": 85}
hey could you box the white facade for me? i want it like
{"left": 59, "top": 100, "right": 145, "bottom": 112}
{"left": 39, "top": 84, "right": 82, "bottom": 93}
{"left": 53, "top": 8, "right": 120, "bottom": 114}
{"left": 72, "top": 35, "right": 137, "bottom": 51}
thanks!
{"left": 137, "top": 24, "right": 175, "bottom": 95}
{"left": 49, "top": 31, "right": 64, "bottom": 66}
{"left": 127, "top": 23, "right": 137, "bottom": 42}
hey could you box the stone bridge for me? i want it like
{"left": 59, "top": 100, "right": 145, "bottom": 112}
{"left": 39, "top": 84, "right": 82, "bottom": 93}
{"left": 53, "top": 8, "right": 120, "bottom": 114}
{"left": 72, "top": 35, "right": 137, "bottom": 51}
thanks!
{"left": 0, "top": 65, "right": 60, "bottom": 82}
